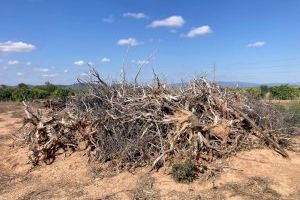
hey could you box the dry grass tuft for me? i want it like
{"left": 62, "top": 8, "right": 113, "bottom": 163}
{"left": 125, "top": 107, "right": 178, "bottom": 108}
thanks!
{"left": 196, "top": 176, "right": 281, "bottom": 200}
{"left": 223, "top": 176, "right": 281, "bottom": 200}
{"left": 133, "top": 174, "right": 160, "bottom": 200}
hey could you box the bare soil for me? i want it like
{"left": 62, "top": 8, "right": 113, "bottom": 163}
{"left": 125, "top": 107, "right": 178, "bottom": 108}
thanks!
{"left": 0, "top": 102, "right": 299, "bottom": 200}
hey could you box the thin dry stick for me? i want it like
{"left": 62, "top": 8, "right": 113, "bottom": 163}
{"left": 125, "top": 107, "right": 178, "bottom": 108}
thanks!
{"left": 134, "top": 49, "right": 159, "bottom": 87}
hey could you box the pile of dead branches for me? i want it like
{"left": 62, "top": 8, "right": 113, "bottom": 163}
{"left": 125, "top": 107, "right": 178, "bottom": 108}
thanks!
{"left": 19, "top": 68, "right": 292, "bottom": 174}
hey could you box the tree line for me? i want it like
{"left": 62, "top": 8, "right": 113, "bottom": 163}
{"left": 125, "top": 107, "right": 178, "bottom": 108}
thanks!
{"left": 1, "top": 82, "right": 299, "bottom": 101}
{"left": 244, "top": 84, "right": 300, "bottom": 100}
{"left": 0, "top": 82, "right": 74, "bottom": 101}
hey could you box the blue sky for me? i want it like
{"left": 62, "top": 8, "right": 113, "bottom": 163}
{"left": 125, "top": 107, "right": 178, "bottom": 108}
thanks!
{"left": 0, "top": 0, "right": 299, "bottom": 85}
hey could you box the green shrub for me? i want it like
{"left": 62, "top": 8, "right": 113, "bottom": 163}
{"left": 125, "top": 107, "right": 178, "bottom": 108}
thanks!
{"left": 52, "top": 88, "right": 72, "bottom": 98}
{"left": 11, "top": 88, "right": 49, "bottom": 101}
{"left": 171, "top": 161, "right": 197, "bottom": 183}
{"left": 245, "top": 87, "right": 262, "bottom": 99}
{"left": 17, "top": 83, "right": 29, "bottom": 89}
{"left": 12, "top": 88, "right": 31, "bottom": 101}
{"left": 36, "top": 82, "right": 58, "bottom": 96}
{"left": 31, "top": 88, "right": 49, "bottom": 99}
{"left": 0, "top": 82, "right": 73, "bottom": 102}
{"left": 271, "top": 84, "right": 298, "bottom": 100}
{"left": 0, "top": 87, "right": 14, "bottom": 101}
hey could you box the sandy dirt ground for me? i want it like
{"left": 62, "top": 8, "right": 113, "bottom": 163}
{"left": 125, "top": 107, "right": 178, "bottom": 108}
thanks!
{"left": 0, "top": 102, "right": 299, "bottom": 200}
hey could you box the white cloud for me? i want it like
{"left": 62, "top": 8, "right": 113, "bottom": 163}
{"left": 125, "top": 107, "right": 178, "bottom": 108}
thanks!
{"left": 0, "top": 41, "right": 36, "bottom": 53}
{"left": 102, "top": 15, "right": 114, "bottom": 23}
{"left": 123, "top": 12, "right": 148, "bottom": 19}
{"left": 17, "top": 72, "right": 24, "bottom": 76}
{"left": 26, "top": 61, "right": 31, "bottom": 65}
{"left": 74, "top": 60, "right": 85, "bottom": 66}
{"left": 247, "top": 41, "right": 266, "bottom": 48}
{"left": 186, "top": 25, "right": 212, "bottom": 38}
{"left": 64, "top": 69, "right": 68, "bottom": 73}
{"left": 42, "top": 74, "right": 58, "bottom": 78}
{"left": 34, "top": 68, "right": 49, "bottom": 72}
{"left": 8, "top": 60, "right": 19, "bottom": 65}
{"left": 101, "top": 57, "right": 111, "bottom": 63}
{"left": 117, "top": 38, "right": 142, "bottom": 46}
{"left": 148, "top": 16, "right": 185, "bottom": 28}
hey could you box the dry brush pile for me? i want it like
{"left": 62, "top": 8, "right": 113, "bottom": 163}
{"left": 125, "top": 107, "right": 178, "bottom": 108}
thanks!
{"left": 19, "top": 68, "right": 293, "bottom": 178}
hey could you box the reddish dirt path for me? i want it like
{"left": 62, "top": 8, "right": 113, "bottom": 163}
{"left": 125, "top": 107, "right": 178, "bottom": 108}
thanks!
{"left": 0, "top": 102, "right": 299, "bottom": 200}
